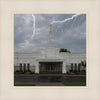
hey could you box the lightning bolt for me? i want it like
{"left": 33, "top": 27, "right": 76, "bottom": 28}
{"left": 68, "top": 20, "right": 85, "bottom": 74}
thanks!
{"left": 31, "top": 14, "right": 83, "bottom": 38}
{"left": 32, "top": 14, "right": 35, "bottom": 38}
{"left": 51, "top": 14, "right": 81, "bottom": 24}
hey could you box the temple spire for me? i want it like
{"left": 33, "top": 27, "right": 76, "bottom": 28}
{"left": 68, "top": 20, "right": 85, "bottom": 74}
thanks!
{"left": 50, "top": 24, "right": 52, "bottom": 30}
{"left": 48, "top": 24, "right": 53, "bottom": 47}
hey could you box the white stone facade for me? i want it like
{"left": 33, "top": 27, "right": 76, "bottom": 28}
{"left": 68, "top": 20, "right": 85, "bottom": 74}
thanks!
{"left": 14, "top": 51, "right": 86, "bottom": 73}
{"left": 14, "top": 24, "right": 86, "bottom": 74}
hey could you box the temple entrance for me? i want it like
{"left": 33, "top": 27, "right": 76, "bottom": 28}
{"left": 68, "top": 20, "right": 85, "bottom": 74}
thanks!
{"left": 39, "top": 62, "right": 62, "bottom": 74}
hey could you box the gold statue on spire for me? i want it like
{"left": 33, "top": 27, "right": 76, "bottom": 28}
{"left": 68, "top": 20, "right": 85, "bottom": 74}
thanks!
{"left": 50, "top": 24, "right": 52, "bottom": 30}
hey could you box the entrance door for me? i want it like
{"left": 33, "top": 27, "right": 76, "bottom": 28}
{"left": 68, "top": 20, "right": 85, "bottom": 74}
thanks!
{"left": 39, "top": 62, "right": 62, "bottom": 74}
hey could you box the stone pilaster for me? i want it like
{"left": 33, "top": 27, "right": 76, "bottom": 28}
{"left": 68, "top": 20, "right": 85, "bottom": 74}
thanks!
{"left": 35, "top": 63, "right": 39, "bottom": 73}
{"left": 62, "top": 62, "right": 66, "bottom": 74}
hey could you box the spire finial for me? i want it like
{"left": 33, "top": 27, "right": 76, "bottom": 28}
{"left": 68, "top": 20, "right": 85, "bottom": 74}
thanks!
{"left": 50, "top": 24, "right": 52, "bottom": 30}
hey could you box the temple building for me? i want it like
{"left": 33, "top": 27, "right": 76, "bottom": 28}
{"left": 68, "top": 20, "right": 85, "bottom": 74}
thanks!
{"left": 14, "top": 24, "right": 86, "bottom": 74}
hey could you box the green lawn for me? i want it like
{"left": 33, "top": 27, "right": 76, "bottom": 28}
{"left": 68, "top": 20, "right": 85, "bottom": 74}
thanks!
{"left": 14, "top": 72, "right": 34, "bottom": 75}
{"left": 14, "top": 82, "right": 86, "bottom": 86}
{"left": 67, "top": 71, "right": 86, "bottom": 75}
{"left": 14, "top": 84, "right": 36, "bottom": 86}
{"left": 63, "top": 82, "right": 86, "bottom": 86}
{"left": 14, "top": 72, "right": 22, "bottom": 74}
{"left": 77, "top": 72, "right": 86, "bottom": 75}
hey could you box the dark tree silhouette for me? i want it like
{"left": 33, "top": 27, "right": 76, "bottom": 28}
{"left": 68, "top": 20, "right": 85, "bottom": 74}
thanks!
{"left": 59, "top": 48, "right": 71, "bottom": 53}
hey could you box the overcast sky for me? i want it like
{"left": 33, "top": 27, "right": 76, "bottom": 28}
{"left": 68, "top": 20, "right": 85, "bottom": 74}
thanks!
{"left": 14, "top": 14, "right": 86, "bottom": 53}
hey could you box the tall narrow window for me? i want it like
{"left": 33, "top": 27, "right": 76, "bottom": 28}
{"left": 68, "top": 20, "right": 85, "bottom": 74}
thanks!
{"left": 75, "top": 64, "right": 77, "bottom": 71}
{"left": 24, "top": 64, "right": 26, "bottom": 72}
{"left": 71, "top": 63, "right": 73, "bottom": 71}
{"left": 78, "top": 64, "right": 80, "bottom": 72}
{"left": 20, "top": 64, "right": 22, "bottom": 72}
{"left": 27, "top": 63, "right": 30, "bottom": 71}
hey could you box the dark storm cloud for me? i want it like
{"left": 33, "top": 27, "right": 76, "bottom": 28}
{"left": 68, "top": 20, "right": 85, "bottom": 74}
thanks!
{"left": 14, "top": 14, "right": 86, "bottom": 53}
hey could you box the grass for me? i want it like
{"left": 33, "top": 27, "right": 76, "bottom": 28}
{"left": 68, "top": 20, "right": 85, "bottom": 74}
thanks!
{"left": 63, "top": 82, "right": 86, "bottom": 86}
{"left": 14, "top": 71, "right": 35, "bottom": 75}
{"left": 77, "top": 72, "right": 86, "bottom": 75}
{"left": 14, "top": 72, "right": 22, "bottom": 74}
{"left": 14, "top": 82, "right": 86, "bottom": 86}
{"left": 67, "top": 71, "right": 86, "bottom": 75}
{"left": 14, "top": 84, "right": 36, "bottom": 86}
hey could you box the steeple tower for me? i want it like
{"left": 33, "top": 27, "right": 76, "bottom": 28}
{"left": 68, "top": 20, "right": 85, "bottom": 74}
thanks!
{"left": 48, "top": 24, "right": 53, "bottom": 47}
{"left": 41, "top": 24, "right": 59, "bottom": 58}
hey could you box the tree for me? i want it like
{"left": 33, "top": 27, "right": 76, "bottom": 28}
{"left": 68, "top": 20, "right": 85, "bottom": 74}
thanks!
{"left": 80, "top": 60, "right": 86, "bottom": 72}
{"left": 59, "top": 48, "right": 71, "bottom": 53}
{"left": 81, "top": 60, "right": 86, "bottom": 67}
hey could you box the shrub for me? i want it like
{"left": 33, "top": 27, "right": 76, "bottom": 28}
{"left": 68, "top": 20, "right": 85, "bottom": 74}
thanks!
{"left": 21, "top": 72, "right": 24, "bottom": 74}
{"left": 67, "top": 71, "right": 70, "bottom": 74}
{"left": 77, "top": 72, "right": 86, "bottom": 75}
{"left": 70, "top": 70, "right": 73, "bottom": 72}
{"left": 82, "top": 70, "right": 86, "bottom": 72}
{"left": 16, "top": 70, "right": 19, "bottom": 72}
{"left": 70, "top": 72, "right": 75, "bottom": 75}
{"left": 73, "top": 71, "right": 78, "bottom": 74}
{"left": 31, "top": 72, "right": 34, "bottom": 74}
{"left": 14, "top": 71, "right": 22, "bottom": 74}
